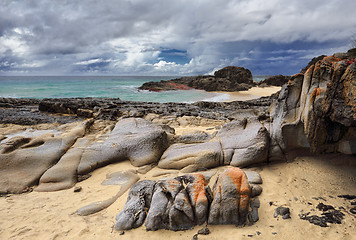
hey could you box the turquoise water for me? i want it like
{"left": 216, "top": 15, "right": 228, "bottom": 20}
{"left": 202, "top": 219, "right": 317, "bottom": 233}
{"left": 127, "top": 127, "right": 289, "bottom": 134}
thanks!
{"left": 0, "top": 76, "right": 268, "bottom": 103}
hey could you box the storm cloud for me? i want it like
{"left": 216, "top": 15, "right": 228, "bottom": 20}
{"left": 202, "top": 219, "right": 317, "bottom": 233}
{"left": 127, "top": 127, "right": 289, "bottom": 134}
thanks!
{"left": 0, "top": 0, "right": 355, "bottom": 75}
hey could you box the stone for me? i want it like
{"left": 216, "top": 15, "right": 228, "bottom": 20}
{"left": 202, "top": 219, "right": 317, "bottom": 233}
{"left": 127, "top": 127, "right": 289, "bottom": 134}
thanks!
{"left": 115, "top": 180, "right": 156, "bottom": 230}
{"left": 208, "top": 168, "right": 250, "bottom": 225}
{"left": 248, "top": 198, "right": 260, "bottom": 223}
{"left": 158, "top": 140, "right": 223, "bottom": 170}
{"left": 244, "top": 170, "right": 263, "bottom": 184}
{"left": 0, "top": 120, "right": 90, "bottom": 194}
{"left": 77, "top": 118, "right": 168, "bottom": 174}
{"left": 217, "top": 118, "right": 270, "bottom": 167}
{"left": 139, "top": 66, "right": 254, "bottom": 92}
{"left": 274, "top": 206, "right": 290, "bottom": 219}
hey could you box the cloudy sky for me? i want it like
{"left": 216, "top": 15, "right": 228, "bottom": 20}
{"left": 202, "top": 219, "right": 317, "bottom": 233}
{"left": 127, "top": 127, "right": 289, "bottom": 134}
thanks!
{"left": 0, "top": 0, "right": 355, "bottom": 76}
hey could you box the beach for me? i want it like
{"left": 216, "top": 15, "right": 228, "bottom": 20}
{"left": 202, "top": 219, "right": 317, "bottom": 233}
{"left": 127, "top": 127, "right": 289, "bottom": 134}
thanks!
{"left": 0, "top": 143, "right": 355, "bottom": 240}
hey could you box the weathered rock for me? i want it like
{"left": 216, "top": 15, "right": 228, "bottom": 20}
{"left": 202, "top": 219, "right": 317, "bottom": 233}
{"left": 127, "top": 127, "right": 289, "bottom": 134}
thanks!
{"left": 158, "top": 140, "right": 223, "bottom": 170}
{"left": 115, "top": 180, "right": 156, "bottom": 230}
{"left": 269, "top": 51, "right": 356, "bottom": 157}
{"left": 244, "top": 170, "right": 263, "bottom": 184}
{"left": 248, "top": 198, "right": 260, "bottom": 223}
{"left": 77, "top": 118, "right": 168, "bottom": 174}
{"left": 208, "top": 167, "right": 250, "bottom": 225}
{"left": 145, "top": 178, "right": 193, "bottom": 231}
{"left": 35, "top": 138, "right": 91, "bottom": 192}
{"left": 217, "top": 118, "right": 270, "bottom": 167}
{"left": 0, "top": 120, "right": 90, "bottom": 193}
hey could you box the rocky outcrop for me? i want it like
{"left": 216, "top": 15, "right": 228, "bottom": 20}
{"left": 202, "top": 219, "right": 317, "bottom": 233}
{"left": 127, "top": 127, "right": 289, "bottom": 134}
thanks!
{"left": 139, "top": 66, "right": 254, "bottom": 92}
{"left": 77, "top": 118, "right": 169, "bottom": 174}
{"left": 269, "top": 49, "right": 356, "bottom": 159}
{"left": 0, "top": 120, "right": 91, "bottom": 194}
{"left": 115, "top": 168, "right": 261, "bottom": 231}
{"left": 158, "top": 117, "right": 270, "bottom": 170}
{"left": 258, "top": 75, "right": 291, "bottom": 87}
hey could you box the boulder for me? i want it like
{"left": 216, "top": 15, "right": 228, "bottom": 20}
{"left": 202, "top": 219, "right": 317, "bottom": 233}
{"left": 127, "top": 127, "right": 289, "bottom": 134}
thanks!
{"left": 77, "top": 118, "right": 168, "bottom": 174}
{"left": 0, "top": 120, "right": 90, "bottom": 193}
{"left": 158, "top": 140, "right": 223, "bottom": 170}
{"left": 216, "top": 118, "right": 270, "bottom": 167}
{"left": 208, "top": 167, "right": 250, "bottom": 225}
{"left": 115, "top": 180, "right": 156, "bottom": 230}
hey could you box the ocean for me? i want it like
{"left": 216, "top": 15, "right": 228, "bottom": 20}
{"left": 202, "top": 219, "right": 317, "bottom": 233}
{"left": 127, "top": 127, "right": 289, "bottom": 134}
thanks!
{"left": 0, "top": 76, "right": 268, "bottom": 103}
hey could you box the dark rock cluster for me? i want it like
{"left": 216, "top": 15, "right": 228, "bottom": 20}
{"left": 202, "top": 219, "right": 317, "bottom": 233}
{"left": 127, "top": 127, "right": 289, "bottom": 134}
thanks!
{"left": 139, "top": 66, "right": 255, "bottom": 92}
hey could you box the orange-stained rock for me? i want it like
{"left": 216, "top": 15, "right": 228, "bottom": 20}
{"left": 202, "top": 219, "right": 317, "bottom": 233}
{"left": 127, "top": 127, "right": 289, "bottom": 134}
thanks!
{"left": 208, "top": 167, "right": 250, "bottom": 225}
{"left": 183, "top": 173, "right": 211, "bottom": 225}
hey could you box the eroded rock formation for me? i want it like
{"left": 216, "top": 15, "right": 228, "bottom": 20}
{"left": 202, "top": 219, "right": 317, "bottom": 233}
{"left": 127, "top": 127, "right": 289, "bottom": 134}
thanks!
{"left": 115, "top": 168, "right": 260, "bottom": 231}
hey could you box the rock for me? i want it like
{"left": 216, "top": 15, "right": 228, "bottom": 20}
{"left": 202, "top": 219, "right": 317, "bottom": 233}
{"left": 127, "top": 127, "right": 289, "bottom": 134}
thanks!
{"left": 197, "top": 226, "right": 210, "bottom": 235}
{"left": 274, "top": 206, "right": 290, "bottom": 219}
{"left": 244, "top": 171, "right": 263, "bottom": 184}
{"left": 250, "top": 184, "right": 263, "bottom": 197}
{"left": 258, "top": 75, "right": 291, "bottom": 87}
{"left": 269, "top": 51, "right": 356, "bottom": 157}
{"left": 139, "top": 66, "right": 254, "bottom": 92}
{"left": 77, "top": 118, "right": 168, "bottom": 174}
{"left": 115, "top": 180, "right": 156, "bottom": 230}
{"left": 158, "top": 140, "right": 223, "bottom": 170}
{"left": 145, "top": 173, "right": 211, "bottom": 231}
{"left": 145, "top": 178, "right": 194, "bottom": 231}
{"left": 208, "top": 168, "right": 250, "bottom": 225}
{"left": 173, "top": 131, "right": 212, "bottom": 144}
{"left": 0, "top": 120, "right": 90, "bottom": 193}
{"left": 248, "top": 198, "right": 260, "bottom": 223}
{"left": 214, "top": 66, "right": 253, "bottom": 84}
{"left": 35, "top": 138, "right": 90, "bottom": 192}
{"left": 217, "top": 118, "right": 270, "bottom": 167}
{"left": 74, "top": 186, "right": 82, "bottom": 192}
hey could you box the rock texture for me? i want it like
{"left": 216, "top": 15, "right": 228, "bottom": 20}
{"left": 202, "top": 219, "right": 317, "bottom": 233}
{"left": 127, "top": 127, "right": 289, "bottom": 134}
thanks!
{"left": 269, "top": 49, "right": 356, "bottom": 159}
{"left": 0, "top": 120, "right": 91, "bottom": 193}
{"left": 158, "top": 117, "right": 270, "bottom": 170}
{"left": 115, "top": 168, "right": 260, "bottom": 231}
{"left": 139, "top": 66, "right": 254, "bottom": 92}
{"left": 208, "top": 168, "right": 250, "bottom": 225}
{"left": 77, "top": 118, "right": 168, "bottom": 174}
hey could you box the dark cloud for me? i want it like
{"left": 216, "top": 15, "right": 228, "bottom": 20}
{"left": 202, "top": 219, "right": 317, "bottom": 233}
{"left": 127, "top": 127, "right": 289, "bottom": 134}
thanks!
{"left": 0, "top": 0, "right": 355, "bottom": 75}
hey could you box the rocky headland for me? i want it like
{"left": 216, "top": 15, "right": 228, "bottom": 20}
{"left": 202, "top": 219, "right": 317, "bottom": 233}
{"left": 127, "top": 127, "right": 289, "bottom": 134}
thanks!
{"left": 0, "top": 49, "right": 355, "bottom": 239}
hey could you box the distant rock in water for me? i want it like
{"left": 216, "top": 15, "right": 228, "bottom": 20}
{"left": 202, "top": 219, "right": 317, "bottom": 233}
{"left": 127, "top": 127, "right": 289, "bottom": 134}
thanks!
{"left": 258, "top": 75, "right": 291, "bottom": 87}
{"left": 138, "top": 66, "right": 254, "bottom": 92}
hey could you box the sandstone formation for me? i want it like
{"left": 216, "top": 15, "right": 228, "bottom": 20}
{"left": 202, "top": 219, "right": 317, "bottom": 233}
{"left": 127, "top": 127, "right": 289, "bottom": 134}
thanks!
{"left": 115, "top": 168, "right": 261, "bottom": 231}
{"left": 0, "top": 120, "right": 91, "bottom": 193}
{"left": 269, "top": 49, "right": 356, "bottom": 159}
{"left": 139, "top": 66, "right": 254, "bottom": 92}
{"left": 158, "top": 117, "right": 270, "bottom": 170}
{"left": 77, "top": 118, "right": 168, "bottom": 174}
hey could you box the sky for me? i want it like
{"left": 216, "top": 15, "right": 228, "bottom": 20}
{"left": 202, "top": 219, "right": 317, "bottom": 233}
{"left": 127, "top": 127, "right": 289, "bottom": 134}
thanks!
{"left": 0, "top": 0, "right": 355, "bottom": 76}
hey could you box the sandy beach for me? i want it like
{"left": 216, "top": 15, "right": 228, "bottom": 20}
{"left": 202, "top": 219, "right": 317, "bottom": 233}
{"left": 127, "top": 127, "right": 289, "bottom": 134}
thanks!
{"left": 215, "top": 86, "right": 281, "bottom": 102}
{"left": 0, "top": 143, "right": 355, "bottom": 240}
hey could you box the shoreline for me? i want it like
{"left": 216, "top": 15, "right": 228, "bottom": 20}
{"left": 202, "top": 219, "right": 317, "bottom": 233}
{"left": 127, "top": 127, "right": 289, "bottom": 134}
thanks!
{"left": 212, "top": 86, "right": 281, "bottom": 102}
